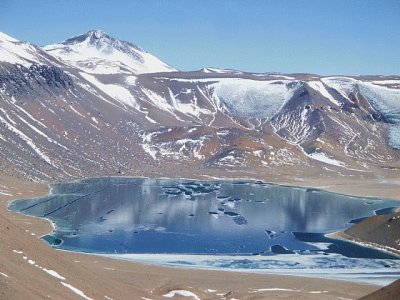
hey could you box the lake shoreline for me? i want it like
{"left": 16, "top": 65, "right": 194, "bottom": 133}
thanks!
{"left": 1, "top": 173, "right": 399, "bottom": 299}
{"left": 9, "top": 176, "right": 400, "bottom": 285}
{"left": 326, "top": 231, "right": 400, "bottom": 257}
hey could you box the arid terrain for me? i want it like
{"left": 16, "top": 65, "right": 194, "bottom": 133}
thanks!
{"left": 1, "top": 30, "right": 400, "bottom": 299}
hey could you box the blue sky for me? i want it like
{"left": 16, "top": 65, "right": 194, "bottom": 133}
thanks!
{"left": 1, "top": 0, "right": 399, "bottom": 75}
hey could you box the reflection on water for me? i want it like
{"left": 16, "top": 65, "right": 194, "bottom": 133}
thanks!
{"left": 10, "top": 177, "right": 399, "bottom": 260}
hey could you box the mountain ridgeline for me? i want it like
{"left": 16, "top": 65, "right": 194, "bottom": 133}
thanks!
{"left": 0, "top": 30, "right": 399, "bottom": 181}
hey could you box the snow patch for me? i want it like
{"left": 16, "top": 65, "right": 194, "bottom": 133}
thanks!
{"left": 43, "top": 268, "right": 66, "bottom": 280}
{"left": 69, "top": 105, "right": 86, "bottom": 118}
{"left": 163, "top": 290, "right": 201, "bottom": 300}
{"left": 125, "top": 76, "right": 137, "bottom": 85}
{"left": 0, "top": 272, "right": 9, "bottom": 278}
{"left": 167, "top": 88, "right": 210, "bottom": 119}
{"left": 140, "top": 131, "right": 206, "bottom": 160}
{"left": 0, "top": 191, "right": 13, "bottom": 196}
{"left": 80, "top": 72, "right": 139, "bottom": 108}
{"left": 0, "top": 114, "right": 56, "bottom": 167}
{"left": 307, "top": 81, "right": 340, "bottom": 106}
{"left": 251, "top": 288, "right": 300, "bottom": 292}
{"left": 307, "top": 152, "right": 344, "bottom": 167}
{"left": 61, "top": 282, "right": 93, "bottom": 300}
{"left": 321, "top": 77, "right": 356, "bottom": 100}
{"left": 201, "top": 67, "right": 243, "bottom": 75}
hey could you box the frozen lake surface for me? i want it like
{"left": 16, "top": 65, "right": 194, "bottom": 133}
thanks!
{"left": 10, "top": 177, "right": 400, "bottom": 285}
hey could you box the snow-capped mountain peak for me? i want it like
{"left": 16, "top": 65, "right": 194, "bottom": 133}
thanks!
{"left": 1, "top": 30, "right": 400, "bottom": 181}
{"left": 43, "top": 30, "right": 176, "bottom": 74}
{"left": 62, "top": 30, "right": 141, "bottom": 52}
{"left": 87, "top": 29, "right": 107, "bottom": 40}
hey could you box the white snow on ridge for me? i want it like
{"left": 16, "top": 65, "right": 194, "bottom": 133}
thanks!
{"left": 155, "top": 77, "right": 221, "bottom": 83}
{"left": 268, "top": 74, "right": 296, "bottom": 80}
{"left": 358, "top": 82, "right": 400, "bottom": 148}
{"left": 0, "top": 32, "right": 44, "bottom": 67}
{"left": 44, "top": 30, "right": 176, "bottom": 74}
{"left": 141, "top": 88, "right": 184, "bottom": 121}
{"left": 80, "top": 72, "right": 139, "bottom": 109}
{"left": 307, "top": 81, "right": 340, "bottom": 106}
{"left": 320, "top": 77, "right": 400, "bottom": 148}
{"left": 320, "top": 77, "right": 400, "bottom": 117}
{"left": 142, "top": 87, "right": 211, "bottom": 121}
{"left": 140, "top": 50, "right": 176, "bottom": 74}
{"left": 371, "top": 80, "right": 400, "bottom": 86}
{"left": 358, "top": 82, "right": 400, "bottom": 117}
{"left": 167, "top": 88, "right": 210, "bottom": 119}
{"left": 0, "top": 32, "right": 18, "bottom": 42}
{"left": 212, "top": 78, "right": 301, "bottom": 118}
{"left": 201, "top": 67, "right": 243, "bottom": 74}
{"left": 321, "top": 77, "right": 356, "bottom": 100}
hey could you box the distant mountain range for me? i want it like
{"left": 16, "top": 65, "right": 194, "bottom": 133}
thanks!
{"left": 0, "top": 30, "right": 399, "bottom": 181}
